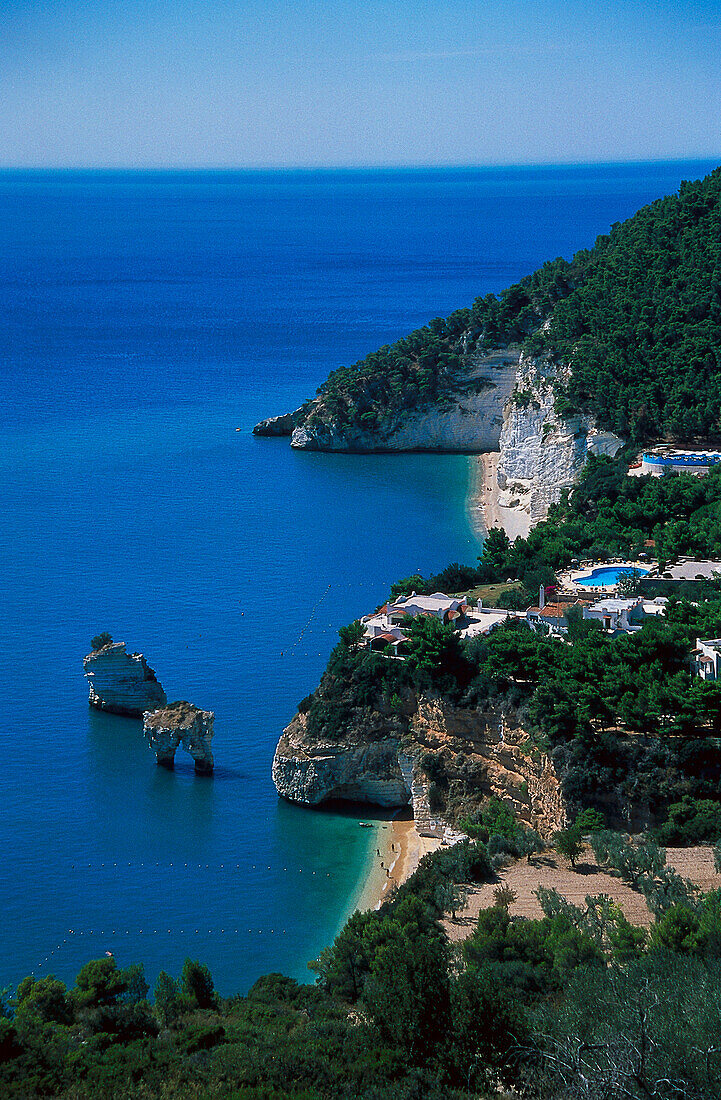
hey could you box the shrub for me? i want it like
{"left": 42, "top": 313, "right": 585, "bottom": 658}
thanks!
{"left": 180, "top": 958, "right": 217, "bottom": 1010}
{"left": 575, "top": 808, "right": 605, "bottom": 833}
{"left": 640, "top": 868, "right": 696, "bottom": 918}
{"left": 554, "top": 825, "right": 584, "bottom": 868}
{"left": 591, "top": 831, "right": 666, "bottom": 886}
{"left": 656, "top": 796, "right": 721, "bottom": 846}
{"left": 493, "top": 885, "right": 517, "bottom": 911}
{"left": 297, "top": 694, "right": 314, "bottom": 714}
{"left": 90, "top": 631, "right": 113, "bottom": 651}
{"left": 154, "top": 970, "right": 181, "bottom": 1027}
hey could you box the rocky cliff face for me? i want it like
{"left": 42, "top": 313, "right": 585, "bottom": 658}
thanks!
{"left": 409, "top": 698, "right": 566, "bottom": 837}
{"left": 272, "top": 696, "right": 566, "bottom": 837}
{"left": 255, "top": 342, "right": 624, "bottom": 528}
{"left": 273, "top": 713, "right": 411, "bottom": 806}
{"left": 288, "top": 349, "right": 520, "bottom": 453}
{"left": 252, "top": 409, "right": 303, "bottom": 437}
{"left": 143, "top": 701, "right": 214, "bottom": 775}
{"left": 493, "top": 355, "right": 624, "bottom": 528}
{"left": 83, "top": 642, "right": 167, "bottom": 718}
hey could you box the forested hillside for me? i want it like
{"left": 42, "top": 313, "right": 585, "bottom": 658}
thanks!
{"left": 550, "top": 169, "right": 721, "bottom": 439}
{"left": 300, "top": 167, "right": 721, "bottom": 442}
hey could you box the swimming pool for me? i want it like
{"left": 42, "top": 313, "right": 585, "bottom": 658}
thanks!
{"left": 575, "top": 565, "right": 650, "bottom": 588}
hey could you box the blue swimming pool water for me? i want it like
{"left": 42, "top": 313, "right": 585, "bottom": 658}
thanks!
{"left": 576, "top": 566, "right": 650, "bottom": 587}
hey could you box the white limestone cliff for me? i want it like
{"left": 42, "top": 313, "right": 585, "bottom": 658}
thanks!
{"left": 84, "top": 642, "right": 167, "bottom": 718}
{"left": 143, "top": 701, "right": 215, "bottom": 775}
{"left": 272, "top": 714, "right": 411, "bottom": 806}
{"left": 290, "top": 349, "right": 520, "bottom": 453}
{"left": 266, "top": 342, "right": 622, "bottom": 531}
{"left": 492, "top": 356, "right": 624, "bottom": 531}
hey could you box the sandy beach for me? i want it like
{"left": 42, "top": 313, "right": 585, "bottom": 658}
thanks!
{"left": 469, "top": 453, "right": 531, "bottom": 542}
{"left": 355, "top": 816, "right": 442, "bottom": 913}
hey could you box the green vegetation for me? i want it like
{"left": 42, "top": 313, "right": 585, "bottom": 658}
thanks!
{"left": 90, "top": 632, "right": 113, "bottom": 651}
{"left": 553, "top": 825, "right": 584, "bottom": 868}
{"left": 549, "top": 170, "right": 721, "bottom": 440}
{"left": 4, "top": 838, "right": 721, "bottom": 1096}
{"left": 655, "top": 796, "right": 721, "bottom": 846}
{"left": 299, "top": 167, "right": 721, "bottom": 445}
{"left": 307, "top": 456, "right": 721, "bottom": 832}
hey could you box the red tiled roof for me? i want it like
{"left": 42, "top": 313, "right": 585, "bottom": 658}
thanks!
{"left": 528, "top": 604, "right": 570, "bottom": 618}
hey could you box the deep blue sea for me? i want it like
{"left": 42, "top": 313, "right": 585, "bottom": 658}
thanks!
{"left": 0, "top": 161, "right": 716, "bottom": 994}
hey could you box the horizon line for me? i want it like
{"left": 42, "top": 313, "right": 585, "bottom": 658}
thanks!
{"left": 0, "top": 155, "right": 719, "bottom": 174}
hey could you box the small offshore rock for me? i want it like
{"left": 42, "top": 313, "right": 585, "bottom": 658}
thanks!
{"left": 84, "top": 641, "right": 167, "bottom": 718}
{"left": 143, "top": 701, "right": 214, "bottom": 775}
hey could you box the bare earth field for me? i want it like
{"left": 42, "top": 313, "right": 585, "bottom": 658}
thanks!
{"left": 443, "top": 844, "right": 718, "bottom": 942}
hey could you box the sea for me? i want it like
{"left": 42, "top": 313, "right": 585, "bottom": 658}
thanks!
{"left": 0, "top": 160, "right": 715, "bottom": 995}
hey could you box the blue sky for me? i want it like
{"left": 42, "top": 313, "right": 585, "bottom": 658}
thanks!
{"left": 2, "top": 0, "right": 720, "bottom": 167}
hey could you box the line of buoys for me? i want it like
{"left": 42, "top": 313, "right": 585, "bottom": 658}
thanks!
{"left": 70, "top": 862, "right": 333, "bottom": 874}
{"left": 32, "top": 924, "right": 291, "bottom": 973}
{"left": 290, "top": 583, "right": 332, "bottom": 651}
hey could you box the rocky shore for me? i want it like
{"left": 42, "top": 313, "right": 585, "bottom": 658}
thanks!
{"left": 252, "top": 409, "right": 303, "bottom": 436}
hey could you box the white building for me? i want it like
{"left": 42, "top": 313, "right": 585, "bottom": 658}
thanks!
{"left": 526, "top": 601, "right": 584, "bottom": 636}
{"left": 362, "top": 591, "right": 470, "bottom": 650}
{"left": 582, "top": 597, "right": 648, "bottom": 633}
{"left": 459, "top": 608, "right": 515, "bottom": 638}
{"left": 691, "top": 639, "right": 721, "bottom": 681}
{"left": 386, "top": 592, "right": 469, "bottom": 624}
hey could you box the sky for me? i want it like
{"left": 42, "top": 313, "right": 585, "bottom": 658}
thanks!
{"left": 2, "top": 0, "right": 720, "bottom": 168}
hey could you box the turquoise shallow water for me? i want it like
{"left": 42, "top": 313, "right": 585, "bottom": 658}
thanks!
{"left": 0, "top": 162, "right": 715, "bottom": 994}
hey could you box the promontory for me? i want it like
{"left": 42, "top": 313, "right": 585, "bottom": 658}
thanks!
{"left": 255, "top": 168, "right": 720, "bottom": 531}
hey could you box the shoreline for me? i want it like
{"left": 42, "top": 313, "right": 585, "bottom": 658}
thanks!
{"left": 354, "top": 816, "right": 442, "bottom": 914}
{"left": 469, "top": 452, "right": 531, "bottom": 542}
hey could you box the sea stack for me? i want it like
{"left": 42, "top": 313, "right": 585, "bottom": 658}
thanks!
{"left": 143, "top": 701, "right": 215, "bottom": 775}
{"left": 84, "top": 640, "right": 167, "bottom": 717}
